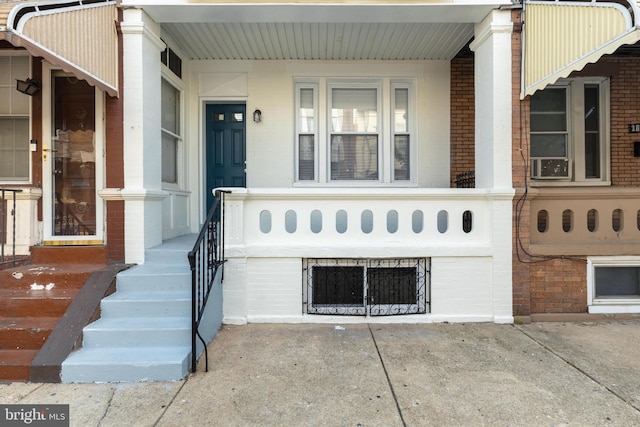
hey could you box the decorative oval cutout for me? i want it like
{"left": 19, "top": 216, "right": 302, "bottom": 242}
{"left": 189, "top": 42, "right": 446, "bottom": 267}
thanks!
{"left": 310, "top": 210, "right": 323, "bottom": 234}
{"left": 612, "top": 209, "right": 623, "bottom": 232}
{"left": 587, "top": 209, "right": 598, "bottom": 233}
{"left": 462, "top": 210, "right": 473, "bottom": 233}
{"left": 412, "top": 210, "right": 424, "bottom": 234}
{"left": 387, "top": 210, "right": 399, "bottom": 234}
{"left": 562, "top": 209, "right": 573, "bottom": 233}
{"left": 537, "top": 210, "right": 548, "bottom": 233}
{"left": 285, "top": 210, "right": 297, "bottom": 234}
{"left": 259, "top": 210, "right": 272, "bottom": 234}
{"left": 361, "top": 210, "right": 374, "bottom": 234}
{"left": 437, "top": 210, "right": 448, "bottom": 234}
{"left": 336, "top": 210, "right": 348, "bottom": 234}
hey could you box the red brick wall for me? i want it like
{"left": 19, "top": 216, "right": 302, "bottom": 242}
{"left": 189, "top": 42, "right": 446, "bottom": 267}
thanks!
{"left": 607, "top": 57, "right": 640, "bottom": 187}
{"left": 512, "top": 26, "right": 640, "bottom": 314}
{"left": 529, "top": 258, "right": 587, "bottom": 313}
{"left": 104, "top": 12, "right": 125, "bottom": 263}
{"left": 450, "top": 57, "right": 475, "bottom": 187}
{"left": 510, "top": 10, "right": 534, "bottom": 316}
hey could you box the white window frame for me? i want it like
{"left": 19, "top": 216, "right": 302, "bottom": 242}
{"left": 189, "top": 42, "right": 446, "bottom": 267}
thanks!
{"left": 587, "top": 256, "right": 640, "bottom": 313}
{"left": 294, "top": 77, "right": 417, "bottom": 186}
{"left": 530, "top": 77, "right": 610, "bottom": 187}
{"left": 160, "top": 68, "right": 185, "bottom": 189}
{"left": 0, "top": 52, "right": 32, "bottom": 184}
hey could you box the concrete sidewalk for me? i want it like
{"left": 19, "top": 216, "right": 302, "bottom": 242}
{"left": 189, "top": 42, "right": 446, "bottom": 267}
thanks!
{"left": 2, "top": 321, "right": 640, "bottom": 426}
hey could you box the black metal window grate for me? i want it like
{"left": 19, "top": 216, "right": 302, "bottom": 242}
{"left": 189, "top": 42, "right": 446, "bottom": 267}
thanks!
{"left": 304, "top": 258, "right": 429, "bottom": 316}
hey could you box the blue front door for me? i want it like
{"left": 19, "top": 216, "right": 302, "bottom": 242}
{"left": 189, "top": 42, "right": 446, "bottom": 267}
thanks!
{"left": 205, "top": 104, "right": 246, "bottom": 210}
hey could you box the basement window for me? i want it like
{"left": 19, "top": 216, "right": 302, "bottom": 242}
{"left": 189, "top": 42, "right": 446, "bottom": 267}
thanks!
{"left": 303, "top": 258, "right": 429, "bottom": 316}
{"left": 588, "top": 257, "right": 640, "bottom": 313}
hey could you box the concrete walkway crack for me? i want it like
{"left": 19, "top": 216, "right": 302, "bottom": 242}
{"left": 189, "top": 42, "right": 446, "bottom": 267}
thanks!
{"left": 368, "top": 324, "right": 407, "bottom": 427}
{"left": 153, "top": 378, "right": 189, "bottom": 426}
{"left": 516, "top": 326, "right": 640, "bottom": 414}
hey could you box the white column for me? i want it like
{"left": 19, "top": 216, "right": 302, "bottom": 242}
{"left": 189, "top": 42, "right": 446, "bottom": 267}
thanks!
{"left": 470, "top": 10, "right": 513, "bottom": 190}
{"left": 120, "top": 9, "right": 167, "bottom": 264}
{"left": 470, "top": 10, "right": 515, "bottom": 323}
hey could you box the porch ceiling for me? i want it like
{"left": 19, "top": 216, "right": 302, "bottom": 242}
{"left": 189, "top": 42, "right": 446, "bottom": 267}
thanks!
{"left": 162, "top": 22, "right": 476, "bottom": 60}
{"left": 135, "top": 1, "right": 512, "bottom": 60}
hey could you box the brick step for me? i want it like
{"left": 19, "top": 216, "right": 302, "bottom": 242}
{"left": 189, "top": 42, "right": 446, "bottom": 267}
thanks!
{"left": 0, "top": 265, "right": 99, "bottom": 290}
{"left": 0, "top": 349, "right": 39, "bottom": 382}
{"left": 0, "top": 289, "right": 78, "bottom": 317}
{"left": 0, "top": 317, "right": 58, "bottom": 350}
{"left": 30, "top": 246, "right": 107, "bottom": 265}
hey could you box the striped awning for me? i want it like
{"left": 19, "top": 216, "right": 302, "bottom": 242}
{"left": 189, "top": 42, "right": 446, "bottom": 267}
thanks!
{"left": 522, "top": 0, "right": 640, "bottom": 98}
{"left": 0, "top": 0, "right": 119, "bottom": 97}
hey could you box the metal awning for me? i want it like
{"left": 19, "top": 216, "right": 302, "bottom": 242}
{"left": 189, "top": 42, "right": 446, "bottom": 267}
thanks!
{"left": 0, "top": 0, "right": 119, "bottom": 97}
{"left": 522, "top": 0, "right": 640, "bottom": 98}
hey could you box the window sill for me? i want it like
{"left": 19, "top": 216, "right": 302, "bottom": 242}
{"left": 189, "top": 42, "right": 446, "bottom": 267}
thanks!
{"left": 589, "top": 302, "right": 640, "bottom": 314}
{"left": 292, "top": 182, "right": 419, "bottom": 188}
{"left": 530, "top": 180, "right": 611, "bottom": 188}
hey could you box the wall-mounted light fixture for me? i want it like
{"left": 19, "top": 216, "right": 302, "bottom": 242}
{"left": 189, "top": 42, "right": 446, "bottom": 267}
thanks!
{"left": 16, "top": 78, "right": 40, "bottom": 96}
{"left": 253, "top": 109, "right": 262, "bottom": 123}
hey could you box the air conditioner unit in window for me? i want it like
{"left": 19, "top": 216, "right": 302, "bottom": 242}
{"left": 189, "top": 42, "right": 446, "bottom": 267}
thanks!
{"left": 531, "top": 158, "right": 570, "bottom": 179}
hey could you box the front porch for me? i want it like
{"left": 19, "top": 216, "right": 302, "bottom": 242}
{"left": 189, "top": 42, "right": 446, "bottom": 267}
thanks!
{"left": 221, "top": 187, "right": 514, "bottom": 324}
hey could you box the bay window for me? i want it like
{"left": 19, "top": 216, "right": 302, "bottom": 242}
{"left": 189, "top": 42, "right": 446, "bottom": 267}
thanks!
{"left": 295, "top": 78, "right": 415, "bottom": 184}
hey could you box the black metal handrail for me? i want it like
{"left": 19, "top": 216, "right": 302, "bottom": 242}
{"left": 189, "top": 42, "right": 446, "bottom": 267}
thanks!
{"left": 455, "top": 170, "right": 475, "bottom": 188}
{"left": 188, "top": 189, "right": 228, "bottom": 373}
{"left": 1, "top": 188, "right": 23, "bottom": 267}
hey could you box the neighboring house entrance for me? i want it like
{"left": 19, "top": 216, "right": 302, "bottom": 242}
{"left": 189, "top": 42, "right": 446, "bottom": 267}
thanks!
{"left": 42, "top": 68, "right": 104, "bottom": 244}
{"left": 205, "top": 104, "right": 246, "bottom": 210}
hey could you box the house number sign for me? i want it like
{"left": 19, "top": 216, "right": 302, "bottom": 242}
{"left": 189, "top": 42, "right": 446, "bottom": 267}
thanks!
{"left": 629, "top": 123, "right": 640, "bottom": 133}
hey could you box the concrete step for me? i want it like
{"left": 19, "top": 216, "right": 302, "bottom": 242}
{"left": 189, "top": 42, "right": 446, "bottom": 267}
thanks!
{"left": 115, "top": 264, "right": 191, "bottom": 292}
{"left": 144, "top": 234, "right": 196, "bottom": 265}
{"left": 99, "top": 292, "right": 190, "bottom": 318}
{"left": 61, "top": 346, "right": 191, "bottom": 383}
{"left": 81, "top": 317, "right": 191, "bottom": 347}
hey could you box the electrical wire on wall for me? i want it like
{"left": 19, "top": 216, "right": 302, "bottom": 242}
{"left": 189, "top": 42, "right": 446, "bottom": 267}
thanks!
{"left": 515, "top": 2, "right": 587, "bottom": 265}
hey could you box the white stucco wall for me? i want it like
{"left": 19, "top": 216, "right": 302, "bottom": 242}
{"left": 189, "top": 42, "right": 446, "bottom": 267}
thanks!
{"left": 187, "top": 59, "right": 451, "bottom": 225}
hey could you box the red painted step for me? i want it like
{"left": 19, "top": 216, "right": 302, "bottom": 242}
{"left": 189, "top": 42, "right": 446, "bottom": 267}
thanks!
{"left": 0, "top": 317, "right": 59, "bottom": 350}
{"left": 0, "top": 350, "right": 39, "bottom": 381}
{"left": 0, "top": 257, "right": 106, "bottom": 382}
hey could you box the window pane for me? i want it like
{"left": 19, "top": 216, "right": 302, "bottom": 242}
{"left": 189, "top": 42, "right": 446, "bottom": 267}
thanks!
{"left": 299, "top": 134, "right": 315, "bottom": 180}
{"left": 530, "top": 134, "right": 567, "bottom": 157}
{"left": 394, "top": 88, "right": 408, "bottom": 133}
{"left": 530, "top": 112, "right": 567, "bottom": 132}
{"left": 595, "top": 267, "right": 640, "bottom": 297}
{"left": 584, "top": 85, "right": 600, "bottom": 178}
{"left": 331, "top": 88, "right": 377, "bottom": 133}
{"left": 0, "top": 118, "right": 29, "bottom": 180}
{"left": 161, "top": 79, "right": 179, "bottom": 134}
{"left": 585, "top": 133, "right": 600, "bottom": 178}
{"left": 330, "top": 135, "right": 378, "bottom": 180}
{"left": 162, "top": 133, "right": 177, "bottom": 183}
{"left": 299, "top": 88, "right": 315, "bottom": 132}
{"left": 394, "top": 135, "right": 410, "bottom": 180}
{"left": 530, "top": 87, "right": 567, "bottom": 133}
{"left": 531, "top": 88, "right": 566, "bottom": 112}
